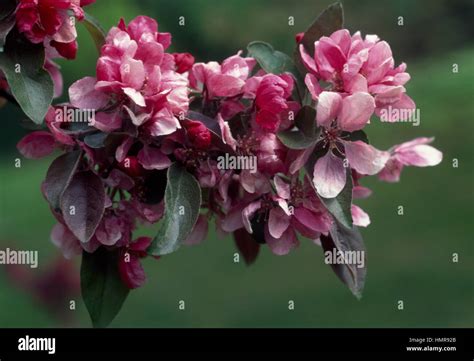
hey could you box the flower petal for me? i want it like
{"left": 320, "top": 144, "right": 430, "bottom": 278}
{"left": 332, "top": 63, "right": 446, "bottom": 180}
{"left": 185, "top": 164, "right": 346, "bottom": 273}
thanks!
{"left": 17, "top": 131, "right": 56, "bottom": 159}
{"left": 268, "top": 207, "right": 290, "bottom": 239}
{"left": 265, "top": 226, "right": 299, "bottom": 256}
{"left": 344, "top": 140, "right": 390, "bottom": 175}
{"left": 338, "top": 92, "right": 375, "bottom": 132}
{"left": 313, "top": 151, "right": 347, "bottom": 198}
{"left": 316, "top": 91, "right": 342, "bottom": 128}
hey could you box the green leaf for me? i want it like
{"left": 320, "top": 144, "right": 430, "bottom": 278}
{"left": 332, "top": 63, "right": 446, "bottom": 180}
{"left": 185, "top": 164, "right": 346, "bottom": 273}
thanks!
{"left": 84, "top": 131, "right": 108, "bottom": 149}
{"left": 81, "top": 248, "right": 129, "bottom": 328}
{"left": 300, "top": 2, "right": 344, "bottom": 55}
{"left": 83, "top": 12, "right": 106, "bottom": 53}
{"left": 277, "top": 106, "right": 320, "bottom": 149}
{"left": 43, "top": 150, "right": 82, "bottom": 211}
{"left": 278, "top": 129, "right": 319, "bottom": 150}
{"left": 320, "top": 222, "right": 366, "bottom": 299}
{"left": 0, "top": 33, "right": 53, "bottom": 124}
{"left": 247, "top": 41, "right": 298, "bottom": 75}
{"left": 295, "top": 106, "right": 318, "bottom": 138}
{"left": 148, "top": 163, "right": 202, "bottom": 256}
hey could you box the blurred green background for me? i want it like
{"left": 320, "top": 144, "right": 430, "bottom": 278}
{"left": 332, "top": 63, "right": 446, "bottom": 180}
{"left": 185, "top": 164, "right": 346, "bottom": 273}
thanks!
{"left": 0, "top": 0, "right": 473, "bottom": 327}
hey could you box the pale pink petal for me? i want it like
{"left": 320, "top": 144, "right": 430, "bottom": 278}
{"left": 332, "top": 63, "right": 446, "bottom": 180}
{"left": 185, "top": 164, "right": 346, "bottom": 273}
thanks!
{"left": 304, "top": 73, "right": 323, "bottom": 100}
{"left": 265, "top": 226, "right": 299, "bottom": 256}
{"left": 351, "top": 204, "right": 370, "bottom": 227}
{"left": 352, "top": 185, "right": 372, "bottom": 199}
{"left": 221, "top": 204, "right": 246, "bottom": 233}
{"left": 268, "top": 207, "right": 290, "bottom": 239}
{"left": 397, "top": 144, "right": 443, "bottom": 167}
{"left": 208, "top": 74, "right": 245, "bottom": 97}
{"left": 313, "top": 151, "right": 346, "bottom": 198}
{"left": 378, "top": 158, "right": 403, "bottom": 183}
{"left": 120, "top": 57, "right": 145, "bottom": 90}
{"left": 316, "top": 91, "right": 342, "bottom": 128}
{"left": 242, "top": 201, "right": 262, "bottom": 234}
{"left": 217, "top": 113, "right": 237, "bottom": 150}
{"left": 115, "top": 137, "right": 134, "bottom": 162}
{"left": 294, "top": 207, "right": 331, "bottom": 233}
{"left": 69, "top": 77, "right": 108, "bottom": 110}
{"left": 92, "top": 112, "right": 122, "bottom": 132}
{"left": 274, "top": 175, "right": 291, "bottom": 200}
{"left": 123, "top": 87, "right": 146, "bottom": 107}
{"left": 344, "top": 140, "right": 390, "bottom": 175}
{"left": 338, "top": 92, "right": 375, "bottom": 132}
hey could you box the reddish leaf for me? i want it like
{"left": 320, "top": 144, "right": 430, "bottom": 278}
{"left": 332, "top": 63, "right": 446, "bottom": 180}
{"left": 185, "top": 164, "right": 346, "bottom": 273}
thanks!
{"left": 61, "top": 171, "right": 106, "bottom": 243}
{"left": 233, "top": 228, "right": 260, "bottom": 265}
{"left": 43, "top": 150, "right": 82, "bottom": 211}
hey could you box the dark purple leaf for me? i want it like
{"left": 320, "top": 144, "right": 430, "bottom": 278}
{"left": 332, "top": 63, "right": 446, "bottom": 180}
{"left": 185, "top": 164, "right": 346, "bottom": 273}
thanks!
{"left": 43, "top": 150, "right": 82, "bottom": 211}
{"left": 233, "top": 228, "right": 261, "bottom": 265}
{"left": 320, "top": 221, "right": 366, "bottom": 299}
{"left": 61, "top": 171, "right": 106, "bottom": 243}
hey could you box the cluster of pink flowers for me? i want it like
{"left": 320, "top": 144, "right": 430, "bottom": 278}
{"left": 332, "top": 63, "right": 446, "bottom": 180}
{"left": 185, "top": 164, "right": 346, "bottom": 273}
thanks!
{"left": 16, "top": 15, "right": 442, "bottom": 290}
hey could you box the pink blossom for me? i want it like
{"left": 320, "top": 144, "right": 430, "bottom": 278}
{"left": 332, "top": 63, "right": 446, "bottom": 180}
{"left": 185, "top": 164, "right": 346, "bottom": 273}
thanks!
{"left": 300, "top": 29, "right": 415, "bottom": 120}
{"left": 378, "top": 137, "right": 443, "bottom": 182}
{"left": 244, "top": 73, "right": 294, "bottom": 132}
{"left": 311, "top": 91, "right": 390, "bottom": 198}
{"left": 69, "top": 16, "right": 189, "bottom": 136}
{"left": 239, "top": 177, "right": 332, "bottom": 255}
{"left": 16, "top": 0, "right": 95, "bottom": 59}
{"left": 190, "top": 51, "right": 256, "bottom": 98}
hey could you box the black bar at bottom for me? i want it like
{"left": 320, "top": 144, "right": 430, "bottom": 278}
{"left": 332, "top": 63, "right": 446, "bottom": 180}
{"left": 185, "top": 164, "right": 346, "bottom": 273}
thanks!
{"left": 0, "top": 328, "right": 471, "bottom": 357}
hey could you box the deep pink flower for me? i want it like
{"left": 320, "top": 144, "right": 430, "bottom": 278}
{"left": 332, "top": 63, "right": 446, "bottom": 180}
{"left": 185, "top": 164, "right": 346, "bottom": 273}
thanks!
{"left": 378, "top": 137, "right": 442, "bottom": 182}
{"left": 173, "top": 52, "right": 195, "bottom": 73}
{"left": 300, "top": 29, "right": 415, "bottom": 120}
{"left": 242, "top": 73, "right": 294, "bottom": 132}
{"left": 16, "top": 0, "right": 95, "bottom": 59}
{"left": 184, "top": 120, "right": 212, "bottom": 150}
{"left": 190, "top": 51, "right": 256, "bottom": 98}
{"left": 69, "top": 16, "right": 188, "bottom": 137}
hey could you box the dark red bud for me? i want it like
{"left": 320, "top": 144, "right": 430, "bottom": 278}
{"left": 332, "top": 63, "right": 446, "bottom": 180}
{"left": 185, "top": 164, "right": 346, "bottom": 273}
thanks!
{"left": 185, "top": 120, "right": 211, "bottom": 150}
{"left": 295, "top": 32, "right": 304, "bottom": 43}
{"left": 118, "top": 156, "right": 143, "bottom": 177}
{"left": 51, "top": 40, "right": 78, "bottom": 60}
{"left": 173, "top": 52, "right": 195, "bottom": 74}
